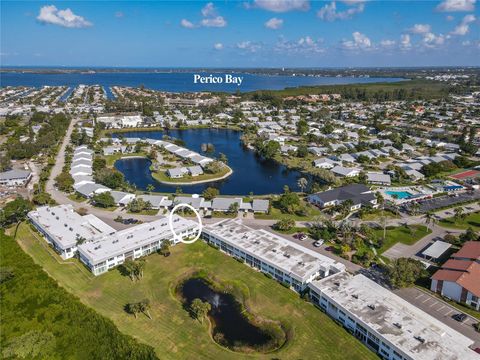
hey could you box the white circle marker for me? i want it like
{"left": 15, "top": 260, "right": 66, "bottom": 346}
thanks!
{"left": 168, "top": 203, "right": 203, "bottom": 244}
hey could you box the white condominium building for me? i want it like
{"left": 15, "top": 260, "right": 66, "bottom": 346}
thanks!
{"left": 78, "top": 216, "right": 198, "bottom": 276}
{"left": 202, "top": 219, "right": 345, "bottom": 291}
{"left": 309, "top": 272, "right": 477, "bottom": 360}
{"left": 28, "top": 204, "right": 116, "bottom": 259}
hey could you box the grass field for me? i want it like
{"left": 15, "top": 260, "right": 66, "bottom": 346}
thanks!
{"left": 15, "top": 222, "right": 376, "bottom": 360}
{"left": 439, "top": 212, "right": 480, "bottom": 231}
{"left": 374, "top": 225, "right": 431, "bottom": 254}
{"left": 255, "top": 201, "right": 322, "bottom": 221}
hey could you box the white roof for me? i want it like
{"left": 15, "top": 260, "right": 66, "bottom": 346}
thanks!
{"left": 78, "top": 215, "right": 198, "bottom": 265}
{"left": 422, "top": 240, "right": 452, "bottom": 259}
{"left": 204, "top": 219, "right": 345, "bottom": 282}
{"left": 309, "top": 273, "right": 476, "bottom": 360}
{"left": 27, "top": 205, "right": 115, "bottom": 250}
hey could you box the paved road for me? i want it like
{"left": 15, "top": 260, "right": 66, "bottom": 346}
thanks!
{"left": 395, "top": 287, "right": 480, "bottom": 347}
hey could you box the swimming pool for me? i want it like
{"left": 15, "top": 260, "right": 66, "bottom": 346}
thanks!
{"left": 385, "top": 190, "right": 412, "bottom": 199}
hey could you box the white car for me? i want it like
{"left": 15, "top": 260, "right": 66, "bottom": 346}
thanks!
{"left": 314, "top": 240, "right": 324, "bottom": 247}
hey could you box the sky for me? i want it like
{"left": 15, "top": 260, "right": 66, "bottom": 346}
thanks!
{"left": 1, "top": 0, "right": 479, "bottom": 67}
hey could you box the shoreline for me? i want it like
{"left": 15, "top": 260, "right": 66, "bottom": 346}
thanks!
{"left": 151, "top": 166, "right": 233, "bottom": 185}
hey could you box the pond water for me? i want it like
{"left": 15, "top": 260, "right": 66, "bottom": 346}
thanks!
{"left": 180, "top": 277, "right": 273, "bottom": 349}
{"left": 113, "top": 129, "right": 304, "bottom": 195}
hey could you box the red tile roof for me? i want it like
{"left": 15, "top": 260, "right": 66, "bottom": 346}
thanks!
{"left": 453, "top": 241, "right": 480, "bottom": 260}
{"left": 432, "top": 261, "right": 480, "bottom": 297}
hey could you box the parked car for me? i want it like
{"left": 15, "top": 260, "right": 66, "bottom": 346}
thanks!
{"left": 325, "top": 246, "right": 334, "bottom": 252}
{"left": 293, "top": 233, "right": 308, "bottom": 241}
{"left": 313, "top": 240, "right": 324, "bottom": 247}
{"left": 452, "top": 313, "right": 467, "bottom": 322}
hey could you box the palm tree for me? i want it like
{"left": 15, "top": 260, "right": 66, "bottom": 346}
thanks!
{"left": 125, "top": 302, "right": 140, "bottom": 318}
{"left": 454, "top": 207, "right": 464, "bottom": 222}
{"left": 410, "top": 203, "right": 420, "bottom": 216}
{"left": 139, "top": 299, "right": 152, "bottom": 319}
{"left": 146, "top": 184, "right": 155, "bottom": 194}
{"left": 297, "top": 177, "right": 308, "bottom": 193}
{"left": 122, "top": 260, "right": 136, "bottom": 282}
{"left": 424, "top": 211, "right": 436, "bottom": 230}
{"left": 135, "top": 259, "right": 146, "bottom": 280}
{"left": 190, "top": 298, "right": 211, "bottom": 324}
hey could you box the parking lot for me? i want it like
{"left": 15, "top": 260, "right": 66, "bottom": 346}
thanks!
{"left": 406, "top": 191, "right": 480, "bottom": 214}
{"left": 395, "top": 287, "right": 480, "bottom": 347}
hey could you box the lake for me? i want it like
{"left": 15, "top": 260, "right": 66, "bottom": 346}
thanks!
{"left": 113, "top": 128, "right": 304, "bottom": 195}
{"left": 0, "top": 72, "right": 405, "bottom": 95}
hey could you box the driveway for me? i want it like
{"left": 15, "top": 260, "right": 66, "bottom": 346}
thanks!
{"left": 395, "top": 287, "right": 480, "bottom": 348}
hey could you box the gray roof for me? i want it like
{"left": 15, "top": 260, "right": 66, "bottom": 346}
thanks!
{"left": 212, "top": 197, "right": 242, "bottom": 211}
{"left": 0, "top": 169, "right": 31, "bottom": 181}
{"left": 252, "top": 199, "right": 269, "bottom": 212}
{"left": 366, "top": 172, "right": 391, "bottom": 184}
{"left": 188, "top": 165, "right": 203, "bottom": 176}
{"left": 75, "top": 183, "right": 110, "bottom": 197}
{"left": 422, "top": 241, "right": 452, "bottom": 259}
{"left": 308, "top": 184, "right": 375, "bottom": 206}
{"left": 137, "top": 195, "right": 169, "bottom": 208}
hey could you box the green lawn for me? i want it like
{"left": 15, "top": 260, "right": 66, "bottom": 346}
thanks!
{"left": 374, "top": 225, "right": 432, "bottom": 254}
{"left": 15, "top": 223, "right": 376, "bottom": 360}
{"left": 439, "top": 212, "right": 480, "bottom": 231}
{"left": 255, "top": 201, "right": 321, "bottom": 221}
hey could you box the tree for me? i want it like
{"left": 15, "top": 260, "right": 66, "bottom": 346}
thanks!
{"left": 0, "top": 197, "right": 33, "bottom": 227}
{"left": 95, "top": 168, "right": 125, "bottom": 189}
{"left": 277, "top": 189, "right": 301, "bottom": 214}
{"left": 423, "top": 211, "right": 436, "bottom": 230}
{"left": 190, "top": 298, "right": 211, "bottom": 323}
{"left": 146, "top": 184, "right": 155, "bottom": 193}
{"left": 121, "top": 260, "right": 137, "bottom": 282}
{"left": 296, "top": 119, "right": 309, "bottom": 136}
{"left": 127, "top": 198, "right": 152, "bottom": 213}
{"left": 228, "top": 202, "right": 240, "bottom": 214}
{"left": 453, "top": 207, "right": 466, "bottom": 221}
{"left": 274, "top": 218, "right": 295, "bottom": 231}
{"left": 125, "top": 302, "right": 141, "bottom": 318}
{"left": 259, "top": 140, "right": 280, "bottom": 160}
{"left": 218, "top": 152, "right": 228, "bottom": 164}
{"left": 91, "top": 192, "right": 115, "bottom": 208}
{"left": 388, "top": 258, "right": 426, "bottom": 288}
{"left": 159, "top": 240, "right": 171, "bottom": 257}
{"left": 54, "top": 172, "right": 74, "bottom": 192}
{"left": 297, "top": 177, "right": 308, "bottom": 193}
{"left": 139, "top": 299, "right": 152, "bottom": 319}
{"left": 296, "top": 145, "right": 308, "bottom": 158}
{"left": 204, "top": 160, "right": 223, "bottom": 174}
{"left": 459, "top": 227, "right": 478, "bottom": 242}
{"left": 202, "top": 187, "right": 219, "bottom": 201}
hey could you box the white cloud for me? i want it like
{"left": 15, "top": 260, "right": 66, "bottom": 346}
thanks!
{"left": 422, "top": 32, "right": 446, "bottom": 47}
{"left": 341, "top": 31, "right": 371, "bottom": 50}
{"left": 450, "top": 14, "right": 476, "bottom": 35}
{"left": 201, "top": 16, "right": 227, "bottom": 27}
{"left": 408, "top": 24, "right": 431, "bottom": 34}
{"left": 201, "top": 3, "right": 217, "bottom": 17}
{"left": 251, "top": 0, "right": 310, "bottom": 12}
{"left": 446, "top": 15, "right": 455, "bottom": 21}
{"left": 182, "top": 3, "right": 227, "bottom": 28}
{"left": 275, "top": 35, "right": 324, "bottom": 54}
{"left": 236, "top": 41, "right": 262, "bottom": 53}
{"left": 37, "top": 5, "right": 92, "bottom": 28}
{"left": 436, "top": 0, "right": 475, "bottom": 12}
{"left": 400, "top": 34, "right": 411, "bottom": 50}
{"left": 265, "top": 17, "right": 284, "bottom": 29}
{"left": 317, "top": 1, "right": 365, "bottom": 21}
{"left": 380, "top": 39, "right": 396, "bottom": 47}
{"left": 180, "top": 19, "right": 196, "bottom": 28}
{"left": 213, "top": 42, "right": 224, "bottom": 50}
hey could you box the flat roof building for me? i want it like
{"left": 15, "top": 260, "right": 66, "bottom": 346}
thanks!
{"left": 78, "top": 215, "right": 198, "bottom": 275}
{"left": 309, "top": 272, "right": 477, "bottom": 360}
{"left": 202, "top": 219, "right": 345, "bottom": 291}
{"left": 28, "top": 205, "right": 115, "bottom": 259}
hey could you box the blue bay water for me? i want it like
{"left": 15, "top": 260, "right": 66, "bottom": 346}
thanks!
{"left": 0, "top": 72, "right": 405, "bottom": 95}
